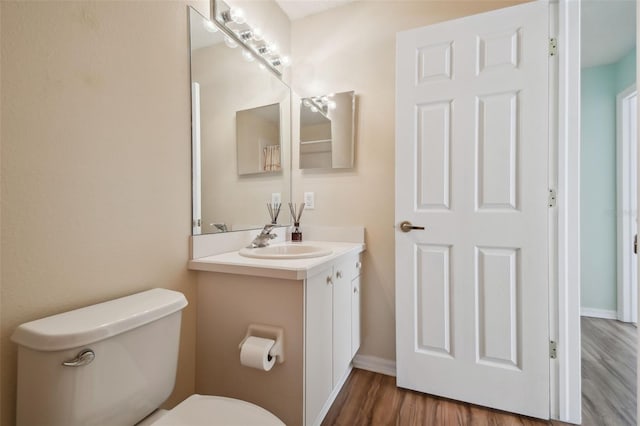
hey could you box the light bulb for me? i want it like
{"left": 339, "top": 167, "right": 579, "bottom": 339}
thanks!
{"left": 230, "top": 8, "right": 246, "bottom": 24}
{"left": 310, "top": 106, "right": 318, "bottom": 113}
{"left": 203, "top": 20, "right": 218, "bottom": 33}
{"left": 267, "top": 42, "right": 278, "bottom": 54}
{"left": 224, "top": 36, "right": 238, "bottom": 49}
{"left": 241, "top": 49, "right": 255, "bottom": 62}
{"left": 328, "top": 100, "right": 337, "bottom": 110}
{"left": 281, "top": 56, "right": 291, "bottom": 67}
{"left": 253, "top": 27, "right": 263, "bottom": 41}
{"left": 258, "top": 63, "right": 266, "bottom": 70}
{"left": 303, "top": 99, "right": 311, "bottom": 107}
{"left": 321, "top": 96, "right": 329, "bottom": 104}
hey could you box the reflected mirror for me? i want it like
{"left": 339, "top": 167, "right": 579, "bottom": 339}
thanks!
{"left": 189, "top": 7, "right": 291, "bottom": 235}
{"left": 237, "top": 103, "right": 281, "bottom": 175}
{"left": 299, "top": 91, "right": 355, "bottom": 169}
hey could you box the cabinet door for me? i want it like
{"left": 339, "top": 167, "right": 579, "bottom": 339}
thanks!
{"left": 351, "top": 276, "right": 361, "bottom": 358}
{"left": 332, "top": 259, "right": 352, "bottom": 387}
{"left": 305, "top": 267, "right": 334, "bottom": 426}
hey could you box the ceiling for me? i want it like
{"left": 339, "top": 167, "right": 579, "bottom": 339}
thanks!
{"left": 275, "top": 0, "right": 635, "bottom": 68}
{"left": 275, "top": 0, "right": 355, "bottom": 20}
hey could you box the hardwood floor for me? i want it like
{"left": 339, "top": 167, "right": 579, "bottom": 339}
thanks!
{"left": 581, "top": 317, "right": 636, "bottom": 426}
{"left": 322, "top": 369, "right": 565, "bottom": 426}
{"left": 323, "top": 318, "right": 636, "bottom": 425}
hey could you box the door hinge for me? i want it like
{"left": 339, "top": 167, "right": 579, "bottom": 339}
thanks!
{"left": 548, "top": 189, "right": 557, "bottom": 207}
{"left": 549, "top": 340, "right": 557, "bottom": 359}
{"left": 549, "top": 38, "right": 558, "bottom": 56}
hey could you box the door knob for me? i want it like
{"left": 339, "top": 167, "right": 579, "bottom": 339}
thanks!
{"left": 400, "top": 221, "right": 425, "bottom": 233}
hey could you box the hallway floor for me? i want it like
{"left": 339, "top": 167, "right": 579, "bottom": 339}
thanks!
{"left": 581, "top": 317, "right": 636, "bottom": 426}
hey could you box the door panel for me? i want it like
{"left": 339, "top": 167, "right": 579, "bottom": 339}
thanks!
{"left": 395, "top": 1, "right": 550, "bottom": 419}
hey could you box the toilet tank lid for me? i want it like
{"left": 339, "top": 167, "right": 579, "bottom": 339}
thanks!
{"left": 11, "top": 288, "right": 188, "bottom": 351}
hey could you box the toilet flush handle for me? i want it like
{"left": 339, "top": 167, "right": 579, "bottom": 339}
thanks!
{"left": 62, "top": 349, "right": 95, "bottom": 367}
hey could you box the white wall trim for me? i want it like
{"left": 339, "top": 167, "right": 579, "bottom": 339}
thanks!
{"left": 556, "top": 0, "right": 582, "bottom": 423}
{"left": 353, "top": 355, "right": 397, "bottom": 377}
{"left": 580, "top": 307, "right": 618, "bottom": 320}
{"left": 616, "top": 84, "right": 638, "bottom": 324}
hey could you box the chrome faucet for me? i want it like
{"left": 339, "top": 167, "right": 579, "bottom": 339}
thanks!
{"left": 248, "top": 224, "right": 277, "bottom": 248}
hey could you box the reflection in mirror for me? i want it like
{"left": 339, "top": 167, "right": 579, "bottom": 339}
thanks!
{"left": 237, "top": 103, "right": 281, "bottom": 175}
{"left": 189, "top": 7, "right": 291, "bottom": 235}
{"left": 299, "top": 91, "right": 355, "bottom": 169}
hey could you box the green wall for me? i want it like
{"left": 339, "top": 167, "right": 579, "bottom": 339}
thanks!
{"left": 581, "top": 48, "right": 636, "bottom": 313}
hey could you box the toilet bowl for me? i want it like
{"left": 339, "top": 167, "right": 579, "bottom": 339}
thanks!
{"left": 11, "top": 288, "right": 285, "bottom": 426}
{"left": 138, "top": 395, "right": 284, "bottom": 426}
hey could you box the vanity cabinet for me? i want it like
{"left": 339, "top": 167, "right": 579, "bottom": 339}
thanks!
{"left": 190, "top": 239, "right": 364, "bottom": 426}
{"left": 351, "top": 260, "right": 362, "bottom": 357}
{"left": 305, "top": 254, "right": 362, "bottom": 426}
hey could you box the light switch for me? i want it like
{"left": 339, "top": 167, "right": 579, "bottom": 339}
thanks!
{"left": 304, "top": 192, "right": 315, "bottom": 209}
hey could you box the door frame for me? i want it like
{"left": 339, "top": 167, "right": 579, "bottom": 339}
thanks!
{"left": 617, "top": 84, "right": 638, "bottom": 323}
{"left": 555, "top": 0, "right": 582, "bottom": 423}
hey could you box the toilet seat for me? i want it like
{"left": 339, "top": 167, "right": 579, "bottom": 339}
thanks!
{"left": 149, "top": 394, "right": 285, "bottom": 426}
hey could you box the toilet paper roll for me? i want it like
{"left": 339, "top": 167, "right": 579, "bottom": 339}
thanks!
{"left": 240, "top": 336, "right": 276, "bottom": 371}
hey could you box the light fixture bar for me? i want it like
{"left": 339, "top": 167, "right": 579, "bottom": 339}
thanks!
{"left": 212, "top": 0, "right": 290, "bottom": 77}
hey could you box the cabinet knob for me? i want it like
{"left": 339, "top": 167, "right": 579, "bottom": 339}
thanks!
{"left": 353, "top": 286, "right": 359, "bottom": 294}
{"left": 336, "top": 270, "right": 343, "bottom": 279}
{"left": 356, "top": 261, "right": 362, "bottom": 269}
{"left": 326, "top": 276, "right": 333, "bottom": 285}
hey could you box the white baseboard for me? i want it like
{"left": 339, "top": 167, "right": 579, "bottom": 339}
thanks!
{"left": 580, "top": 307, "right": 618, "bottom": 320}
{"left": 352, "top": 354, "right": 396, "bottom": 377}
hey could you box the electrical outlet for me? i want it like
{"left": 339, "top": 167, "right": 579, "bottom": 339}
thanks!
{"left": 304, "top": 192, "right": 315, "bottom": 209}
{"left": 271, "top": 193, "right": 281, "bottom": 205}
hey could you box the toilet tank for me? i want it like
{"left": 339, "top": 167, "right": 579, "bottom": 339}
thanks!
{"left": 11, "top": 288, "right": 188, "bottom": 426}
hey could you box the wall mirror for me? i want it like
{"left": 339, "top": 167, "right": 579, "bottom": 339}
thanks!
{"left": 299, "top": 91, "right": 355, "bottom": 169}
{"left": 189, "top": 7, "right": 291, "bottom": 235}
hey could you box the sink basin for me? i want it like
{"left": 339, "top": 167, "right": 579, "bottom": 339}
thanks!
{"left": 239, "top": 244, "right": 333, "bottom": 259}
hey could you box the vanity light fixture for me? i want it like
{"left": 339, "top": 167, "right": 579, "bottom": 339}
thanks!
{"left": 220, "top": 7, "right": 246, "bottom": 25}
{"left": 301, "top": 97, "right": 330, "bottom": 120}
{"left": 213, "top": 0, "right": 290, "bottom": 76}
{"left": 302, "top": 94, "right": 336, "bottom": 116}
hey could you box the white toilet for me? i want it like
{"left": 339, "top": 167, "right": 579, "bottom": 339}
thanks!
{"left": 11, "top": 288, "right": 285, "bottom": 426}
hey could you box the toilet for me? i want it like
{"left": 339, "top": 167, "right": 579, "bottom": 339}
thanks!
{"left": 11, "top": 288, "right": 284, "bottom": 426}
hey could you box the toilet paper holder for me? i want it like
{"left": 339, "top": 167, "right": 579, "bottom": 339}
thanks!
{"left": 238, "top": 324, "right": 285, "bottom": 364}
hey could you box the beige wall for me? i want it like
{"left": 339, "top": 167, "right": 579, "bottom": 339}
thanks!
{"left": 0, "top": 1, "right": 208, "bottom": 424}
{"left": 290, "top": 0, "right": 527, "bottom": 361}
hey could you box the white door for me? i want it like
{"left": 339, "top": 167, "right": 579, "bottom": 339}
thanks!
{"left": 395, "top": 1, "right": 550, "bottom": 419}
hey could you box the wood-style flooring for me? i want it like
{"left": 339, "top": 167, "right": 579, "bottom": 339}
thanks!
{"left": 322, "top": 369, "right": 565, "bottom": 426}
{"left": 323, "top": 317, "right": 636, "bottom": 426}
{"left": 581, "top": 317, "right": 636, "bottom": 426}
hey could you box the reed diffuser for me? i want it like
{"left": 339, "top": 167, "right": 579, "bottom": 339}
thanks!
{"left": 288, "top": 202, "right": 305, "bottom": 242}
{"left": 267, "top": 202, "right": 281, "bottom": 224}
